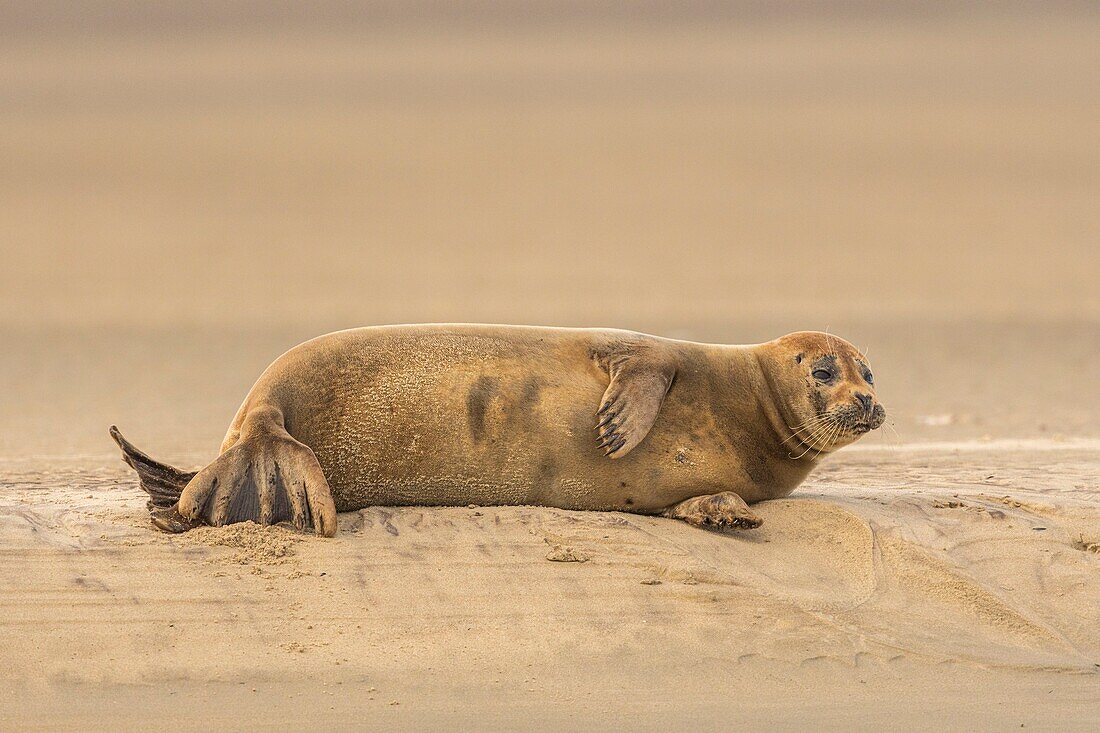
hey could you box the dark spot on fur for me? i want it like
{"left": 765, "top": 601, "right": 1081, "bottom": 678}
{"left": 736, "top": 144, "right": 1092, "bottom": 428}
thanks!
{"left": 810, "top": 388, "right": 829, "bottom": 415}
{"left": 624, "top": 497, "right": 634, "bottom": 506}
{"left": 619, "top": 481, "right": 627, "bottom": 488}
{"left": 517, "top": 376, "right": 542, "bottom": 415}
{"left": 675, "top": 451, "right": 687, "bottom": 464}
{"left": 795, "top": 353, "right": 803, "bottom": 364}
{"left": 466, "top": 376, "right": 498, "bottom": 441}
{"left": 532, "top": 455, "right": 558, "bottom": 499}
{"left": 497, "top": 376, "right": 544, "bottom": 433}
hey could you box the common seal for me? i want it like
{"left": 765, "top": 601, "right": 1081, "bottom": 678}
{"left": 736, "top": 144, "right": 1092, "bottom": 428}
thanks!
{"left": 110, "top": 325, "right": 885, "bottom": 536}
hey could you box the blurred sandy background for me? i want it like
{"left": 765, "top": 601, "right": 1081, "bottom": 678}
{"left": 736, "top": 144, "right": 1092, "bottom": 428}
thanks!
{"left": 2, "top": 0, "right": 1099, "bottom": 456}
{"left": 2, "top": 2, "right": 1099, "bottom": 730}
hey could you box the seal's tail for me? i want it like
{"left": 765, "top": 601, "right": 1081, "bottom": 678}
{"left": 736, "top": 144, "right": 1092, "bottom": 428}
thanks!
{"left": 109, "top": 425, "right": 196, "bottom": 510}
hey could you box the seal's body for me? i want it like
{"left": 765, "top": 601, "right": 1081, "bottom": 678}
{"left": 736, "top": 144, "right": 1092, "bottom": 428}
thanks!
{"left": 111, "top": 325, "right": 885, "bottom": 536}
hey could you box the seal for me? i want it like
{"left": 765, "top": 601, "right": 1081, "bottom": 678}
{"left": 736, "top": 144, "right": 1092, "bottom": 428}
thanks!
{"left": 110, "top": 325, "right": 885, "bottom": 536}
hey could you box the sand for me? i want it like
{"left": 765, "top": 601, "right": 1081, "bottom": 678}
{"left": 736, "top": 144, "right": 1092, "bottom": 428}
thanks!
{"left": 2, "top": 439, "right": 1099, "bottom": 730}
{"left": 2, "top": 2, "right": 1099, "bottom": 730}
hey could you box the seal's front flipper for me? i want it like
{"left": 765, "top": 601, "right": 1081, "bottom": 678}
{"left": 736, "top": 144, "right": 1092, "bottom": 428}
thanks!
{"left": 594, "top": 343, "right": 676, "bottom": 458}
{"left": 664, "top": 491, "right": 763, "bottom": 531}
{"left": 176, "top": 414, "right": 338, "bottom": 537}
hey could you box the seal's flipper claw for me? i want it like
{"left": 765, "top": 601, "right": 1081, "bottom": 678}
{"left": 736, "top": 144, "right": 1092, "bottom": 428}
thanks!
{"left": 149, "top": 505, "right": 204, "bottom": 533}
{"left": 594, "top": 343, "right": 677, "bottom": 459}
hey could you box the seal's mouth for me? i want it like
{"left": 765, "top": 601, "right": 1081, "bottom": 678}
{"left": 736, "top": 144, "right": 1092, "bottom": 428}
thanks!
{"left": 833, "top": 403, "right": 886, "bottom": 438}
{"left": 786, "top": 403, "right": 886, "bottom": 458}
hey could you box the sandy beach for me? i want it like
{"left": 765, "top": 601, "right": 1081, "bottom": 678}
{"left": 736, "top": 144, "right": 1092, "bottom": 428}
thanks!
{"left": 2, "top": 436, "right": 1099, "bottom": 730}
{"left": 2, "top": 2, "right": 1099, "bottom": 730}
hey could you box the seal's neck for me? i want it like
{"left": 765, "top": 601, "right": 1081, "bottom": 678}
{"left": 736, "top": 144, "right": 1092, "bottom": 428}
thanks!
{"left": 748, "top": 346, "right": 822, "bottom": 464}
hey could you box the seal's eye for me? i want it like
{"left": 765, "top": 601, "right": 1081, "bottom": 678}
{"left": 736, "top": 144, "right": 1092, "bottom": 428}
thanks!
{"left": 812, "top": 369, "right": 833, "bottom": 382}
{"left": 864, "top": 370, "right": 874, "bottom": 385}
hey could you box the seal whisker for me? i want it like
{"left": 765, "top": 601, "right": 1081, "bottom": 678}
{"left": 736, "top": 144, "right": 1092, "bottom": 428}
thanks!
{"left": 782, "top": 426, "right": 822, "bottom": 447}
{"left": 805, "top": 424, "right": 837, "bottom": 460}
{"left": 785, "top": 412, "right": 834, "bottom": 436}
{"left": 786, "top": 413, "right": 833, "bottom": 433}
{"left": 813, "top": 416, "right": 842, "bottom": 452}
{"left": 802, "top": 423, "right": 835, "bottom": 460}
{"left": 788, "top": 429, "right": 825, "bottom": 460}
{"left": 813, "top": 420, "right": 844, "bottom": 459}
{"left": 788, "top": 417, "right": 837, "bottom": 460}
{"left": 782, "top": 413, "right": 836, "bottom": 446}
{"left": 795, "top": 418, "right": 835, "bottom": 446}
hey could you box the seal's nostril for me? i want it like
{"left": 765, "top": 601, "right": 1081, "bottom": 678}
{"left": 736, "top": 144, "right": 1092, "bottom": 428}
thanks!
{"left": 855, "top": 393, "right": 873, "bottom": 416}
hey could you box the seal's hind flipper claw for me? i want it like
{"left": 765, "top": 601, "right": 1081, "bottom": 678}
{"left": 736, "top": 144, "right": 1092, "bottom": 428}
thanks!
{"left": 150, "top": 505, "right": 204, "bottom": 533}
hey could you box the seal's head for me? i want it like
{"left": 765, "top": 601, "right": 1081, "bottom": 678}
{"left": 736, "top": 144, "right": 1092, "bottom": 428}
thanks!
{"left": 762, "top": 331, "right": 886, "bottom": 454}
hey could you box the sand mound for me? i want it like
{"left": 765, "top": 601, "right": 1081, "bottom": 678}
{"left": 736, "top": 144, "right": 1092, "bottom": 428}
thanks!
{"left": 177, "top": 521, "right": 301, "bottom": 566}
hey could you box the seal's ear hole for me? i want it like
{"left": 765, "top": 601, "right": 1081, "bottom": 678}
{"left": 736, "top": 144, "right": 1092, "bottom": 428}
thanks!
{"left": 795, "top": 354, "right": 803, "bottom": 364}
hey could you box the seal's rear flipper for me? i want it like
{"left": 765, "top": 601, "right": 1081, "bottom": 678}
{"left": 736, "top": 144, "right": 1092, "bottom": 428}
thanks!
{"left": 175, "top": 421, "right": 338, "bottom": 537}
{"left": 109, "top": 425, "right": 197, "bottom": 513}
